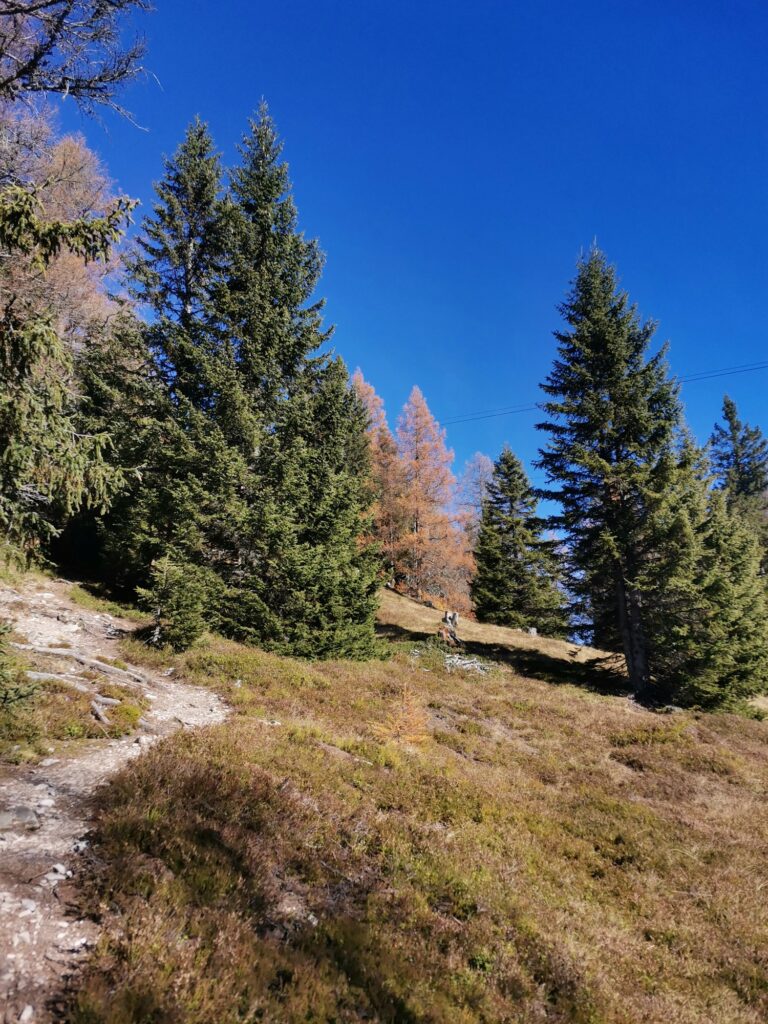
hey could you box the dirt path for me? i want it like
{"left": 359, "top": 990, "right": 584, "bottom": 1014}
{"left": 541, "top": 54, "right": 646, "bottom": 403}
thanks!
{"left": 0, "top": 579, "right": 227, "bottom": 1024}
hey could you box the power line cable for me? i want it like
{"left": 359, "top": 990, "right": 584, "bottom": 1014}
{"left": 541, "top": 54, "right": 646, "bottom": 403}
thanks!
{"left": 440, "top": 359, "right": 768, "bottom": 426}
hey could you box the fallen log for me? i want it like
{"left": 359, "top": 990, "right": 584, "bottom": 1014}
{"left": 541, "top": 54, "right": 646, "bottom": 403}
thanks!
{"left": 11, "top": 643, "right": 148, "bottom": 685}
{"left": 93, "top": 694, "right": 122, "bottom": 707}
{"left": 24, "top": 672, "right": 91, "bottom": 694}
{"left": 90, "top": 701, "right": 111, "bottom": 726}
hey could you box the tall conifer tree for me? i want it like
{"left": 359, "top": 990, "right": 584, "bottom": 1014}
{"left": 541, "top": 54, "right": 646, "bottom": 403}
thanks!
{"left": 471, "top": 447, "right": 567, "bottom": 635}
{"left": 91, "top": 110, "right": 380, "bottom": 656}
{"left": 710, "top": 395, "right": 768, "bottom": 574}
{"left": 538, "top": 249, "right": 768, "bottom": 705}
{"left": 221, "top": 106, "right": 379, "bottom": 656}
{"left": 106, "top": 120, "right": 252, "bottom": 591}
{"left": 396, "top": 386, "right": 471, "bottom": 606}
{"left": 227, "top": 102, "right": 328, "bottom": 412}
{"left": 537, "top": 248, "right": 680, "bottom": 695}
{"left": 352, "top": 369, "right": 410, "bottom": 581}
{"left": 710, "top": 396, "right": 768, "bottom": 500}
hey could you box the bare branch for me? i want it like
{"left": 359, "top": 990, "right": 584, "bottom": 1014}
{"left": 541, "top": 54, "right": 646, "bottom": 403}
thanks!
{"left": 0, "top": 1, "right": 151, "bottom": 114}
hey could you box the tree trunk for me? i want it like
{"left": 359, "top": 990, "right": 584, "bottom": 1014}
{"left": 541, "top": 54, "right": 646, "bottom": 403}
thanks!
{"left": 614, "top": 566, "right": 651, "bottom": 698}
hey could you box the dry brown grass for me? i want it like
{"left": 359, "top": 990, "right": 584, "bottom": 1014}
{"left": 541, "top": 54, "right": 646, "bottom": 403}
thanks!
{"left": 63, "top": 594, "right": 768, "bottom": 1024}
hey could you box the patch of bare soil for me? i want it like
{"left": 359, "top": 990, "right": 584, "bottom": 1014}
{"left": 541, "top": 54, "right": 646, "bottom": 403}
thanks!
{"left": 0, "top": 579, "right": 227, "bottom": 1024}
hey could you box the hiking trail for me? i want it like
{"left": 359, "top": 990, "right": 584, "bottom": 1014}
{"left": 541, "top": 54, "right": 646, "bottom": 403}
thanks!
{"left": 0, "top": 578, "right": 227, "bottom": 1024}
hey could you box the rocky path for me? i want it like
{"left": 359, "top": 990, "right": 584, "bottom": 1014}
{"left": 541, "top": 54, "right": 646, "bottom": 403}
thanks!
{"left": 0, "top": 579, "right": 227, "bottom": 1024}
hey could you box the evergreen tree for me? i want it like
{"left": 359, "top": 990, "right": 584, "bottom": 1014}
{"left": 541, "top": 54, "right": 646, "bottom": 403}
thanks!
{"left": 710, "top": 395, "right": 768, "bottom": 573}
{"left": 127, "top": 118, "right": 235, "bottom": 411}
{"left": 471, "top": 447, "right": 568, "bottom": 635}
{"left": 682, "top": 490, "right": 768, "bottom": 708}
{"left": 537, "top": 249, "right": 682, "bottom": 696}
{"left": 710, "top": 395, "right": 768, "bottom": 500}
{"left": 93, "top": 111, "right": 379, "bottom": 657}
{"left": 0, "top": 172, "right": 130, "bottom": 557}
{"left": 100, "top": 122, "right": 253, "bottom": 596}
{"left": 642, "top": 443, "right": 768, "bottom": 708}
{"left": 220, "top": 107, "right": 379, "bottom": 656}
{"left": 538, "top": 249, "right": 768, "bottom": 706}
{"left": 227, "top": 102, "right": 329, "bottom": 413}
{"left": 229, "top": 358, "right": 380, "bottom": 658}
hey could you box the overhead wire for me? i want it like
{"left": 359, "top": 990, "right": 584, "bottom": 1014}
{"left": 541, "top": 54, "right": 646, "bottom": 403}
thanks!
{"left": 439, "top": 359, "right": 768, "bottom": 426}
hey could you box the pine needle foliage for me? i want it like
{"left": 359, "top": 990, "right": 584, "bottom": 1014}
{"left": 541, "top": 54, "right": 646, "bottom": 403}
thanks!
{"left": 0, "top": 169, "right": 132, "bottom": 557}
{"left": 471, "top": 447, "right": 568, "bottom": 636}
{"left": 89, "top": 111, "right": 379, "bottom": 658}
{"left": 536, "top": 247, "right": 680, "bottom": 694}
{"left": 537, "top": 249, "right": 768, "bottom": 707}
{"left": 710, "top": 395, "right": 768, "bottom": 574}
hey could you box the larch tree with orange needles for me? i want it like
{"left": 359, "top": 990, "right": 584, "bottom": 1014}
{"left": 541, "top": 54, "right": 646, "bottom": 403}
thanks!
{"left": 352, "top": 369, "right": 410, "bottom": 581}
{"left": 396, "top": 386, "right": 473, "bottom": 608}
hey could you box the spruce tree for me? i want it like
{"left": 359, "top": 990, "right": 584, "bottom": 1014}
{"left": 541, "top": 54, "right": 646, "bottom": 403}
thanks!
{"left": 710, "top": 395, "right": 768, "bottom": 573}
{"left": 220, "top": 106, "right": 379, "bottom": 656}
{"left": 643, "top": 443, "right": 768, "bottom": 708}
{"left": 100, "top": 122, "right": 253, "bottom": 596}
{"left": 97, "top": 110, "right": 380, "bottom": 657}
{"left": 471, "top": 447, "right": 568, "bottom": 636}
{"left": 538, "top": 250, "right": 768, "bottom": 706}
{"left": 228, "top": 358, "right": 380, "bottom": 658}
{"left": 227, "top": 102, "right": 329, "bottom": 413}
{"left": 127, "top": 118, "right": 234, "bottom": 411}
{"left": 711, "top": 395, "right": 768, "bottom": 500}
{"left": 537, "top": 248, "right": 681, "bottom": 696}
{"left": 0, "top": 178, "right": 129, "bottom": 557}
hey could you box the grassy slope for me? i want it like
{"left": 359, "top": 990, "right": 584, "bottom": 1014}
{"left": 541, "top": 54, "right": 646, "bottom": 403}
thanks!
{"left": 67, "top": 592, "right": 768, "bottom": 1023}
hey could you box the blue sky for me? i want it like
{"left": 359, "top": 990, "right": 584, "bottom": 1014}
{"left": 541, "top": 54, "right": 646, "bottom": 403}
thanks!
{"left": 61, "top": 0, "right": 768, "bottom": 485}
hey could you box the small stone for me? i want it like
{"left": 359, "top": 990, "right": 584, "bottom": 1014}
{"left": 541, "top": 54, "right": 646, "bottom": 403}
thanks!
{"left": 19, "top": 1005, "right": 34, "bottom": 1023}
{"left": 0, "top": 806, "right": 40, "bottom": 831}
{"left": 37, "top": 798, "right": 55, "bottom": 808}
{"left": 39, "top": 758, "right": 59, "bottom": 767}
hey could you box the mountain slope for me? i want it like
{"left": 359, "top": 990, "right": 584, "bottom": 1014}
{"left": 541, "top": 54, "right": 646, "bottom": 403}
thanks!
{"left": 52, "top": 590, "right": 768, "bottom": 1024}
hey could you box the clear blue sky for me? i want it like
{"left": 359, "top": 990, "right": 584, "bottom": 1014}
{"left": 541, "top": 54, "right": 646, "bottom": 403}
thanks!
{"left": 61, "top": 0, "right": 768, "bottom": 486}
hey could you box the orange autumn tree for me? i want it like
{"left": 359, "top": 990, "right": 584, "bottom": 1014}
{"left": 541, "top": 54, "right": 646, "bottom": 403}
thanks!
{"left": 352, "top": 369, "right": 410, "bottom": 580}
{"left": 396, "top": 386, "right": 473, "bottom": 609}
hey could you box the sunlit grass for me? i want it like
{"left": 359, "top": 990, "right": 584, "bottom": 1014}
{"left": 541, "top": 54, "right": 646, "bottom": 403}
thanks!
{"left": 67, "top": 609, "right": 768, "bottom": 1023}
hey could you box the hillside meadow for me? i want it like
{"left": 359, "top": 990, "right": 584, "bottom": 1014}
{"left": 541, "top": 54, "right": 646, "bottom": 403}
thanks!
{"left": 60, "top": 591, "right": 768, "bottom": 1024}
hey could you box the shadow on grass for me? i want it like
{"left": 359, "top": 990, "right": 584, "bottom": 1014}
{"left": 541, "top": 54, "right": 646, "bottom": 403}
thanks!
{"left": 376, "top": 623, "right": 630, "bottom": 697}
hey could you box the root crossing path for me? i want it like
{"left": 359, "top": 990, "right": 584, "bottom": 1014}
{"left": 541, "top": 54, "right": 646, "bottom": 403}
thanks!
{"left": 0, "top": 579, "right": 228, "bottom": 1024}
